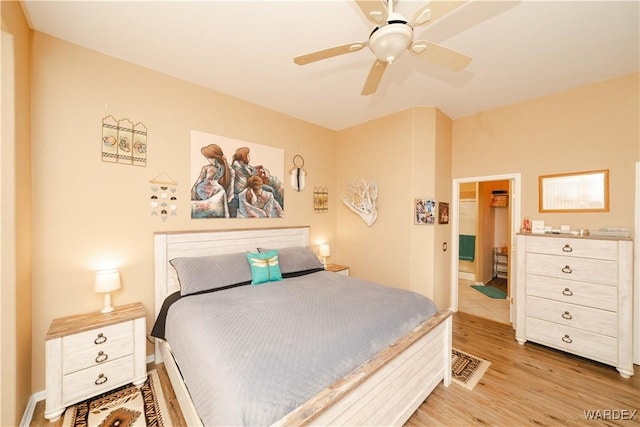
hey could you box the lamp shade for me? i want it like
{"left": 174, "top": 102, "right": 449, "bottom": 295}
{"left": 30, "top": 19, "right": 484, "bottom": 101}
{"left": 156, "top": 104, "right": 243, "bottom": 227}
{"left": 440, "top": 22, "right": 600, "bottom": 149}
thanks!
{"left": 319, "top": 244, "right": 331, "bottom": 258}
{"left": 94, "top": 269, "right": 121, "bottom": 293}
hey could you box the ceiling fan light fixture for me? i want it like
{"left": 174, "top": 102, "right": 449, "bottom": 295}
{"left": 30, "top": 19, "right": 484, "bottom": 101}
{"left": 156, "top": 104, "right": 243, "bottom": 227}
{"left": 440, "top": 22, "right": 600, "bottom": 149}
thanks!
{"left": 368, "top": 22, "right": 413, "bottom": 64}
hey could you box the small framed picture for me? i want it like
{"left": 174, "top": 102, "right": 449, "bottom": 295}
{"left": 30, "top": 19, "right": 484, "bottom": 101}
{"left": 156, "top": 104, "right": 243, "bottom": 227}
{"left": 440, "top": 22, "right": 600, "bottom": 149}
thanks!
{"left": 415, "top": 198, "right": 436, "bottom": 224}
{"left": 438, "top": 202, "right": 449, "bottom": 224}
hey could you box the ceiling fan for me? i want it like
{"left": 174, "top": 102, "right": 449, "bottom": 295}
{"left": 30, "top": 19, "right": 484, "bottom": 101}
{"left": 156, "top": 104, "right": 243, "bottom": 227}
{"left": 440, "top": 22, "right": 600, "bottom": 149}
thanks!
{"left": 294, "top": 0, "right": 473, "bottom": 95}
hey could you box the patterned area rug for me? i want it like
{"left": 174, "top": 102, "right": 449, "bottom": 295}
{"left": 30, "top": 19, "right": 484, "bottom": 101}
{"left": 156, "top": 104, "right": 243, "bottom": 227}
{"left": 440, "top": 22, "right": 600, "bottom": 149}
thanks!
{"left": 62, "top": 370, "right": 169, "bottom": 427}
{"left": 452, "top": 348, "right": 491, "bottom": 390}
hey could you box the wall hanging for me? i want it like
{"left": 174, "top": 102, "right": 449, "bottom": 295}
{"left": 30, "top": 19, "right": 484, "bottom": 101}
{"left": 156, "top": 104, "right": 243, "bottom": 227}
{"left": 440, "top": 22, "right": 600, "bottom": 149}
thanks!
{"left": 438, "top": 202, "right": 449, "bottom": 224}
{"left": 415, "top": 198, "right": 435, "bottom": 224}
{"left": 190, "top": 130, "right": 285, "bottom": 219}
{"left": 342, "top": 179, "right": 378, "bottom": 226}
{"left": 150, "top": 172, "right": 178, "bottom": 222}
{"left": 314, "top": 187, "right": 328, "bottom": 213}
{"left": 289, "top": 154, "right": 307, "bottom": 192}
{"left": 102, "top": 115, "right": 147, "bottom": 166}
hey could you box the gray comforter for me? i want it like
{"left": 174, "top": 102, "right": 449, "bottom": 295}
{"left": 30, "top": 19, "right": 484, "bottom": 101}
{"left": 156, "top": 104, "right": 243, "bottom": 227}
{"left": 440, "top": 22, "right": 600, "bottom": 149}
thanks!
{"left": 164, "top": 270, "right": 439, "bottom": 426}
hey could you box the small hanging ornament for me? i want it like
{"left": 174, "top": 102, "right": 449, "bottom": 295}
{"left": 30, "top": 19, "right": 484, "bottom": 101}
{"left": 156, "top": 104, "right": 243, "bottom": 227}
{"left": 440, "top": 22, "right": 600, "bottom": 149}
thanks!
{"left": 289, "top": 154, "right": 307, "bottom": 192}
{"left": 150, "top": 172, "right": 178, "bottom": 221}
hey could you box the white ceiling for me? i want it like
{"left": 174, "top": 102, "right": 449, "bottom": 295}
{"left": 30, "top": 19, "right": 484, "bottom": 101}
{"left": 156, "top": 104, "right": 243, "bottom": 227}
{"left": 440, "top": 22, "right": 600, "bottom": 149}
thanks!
{"left": 21, "top": 0, "right": 640, "bottom": 131}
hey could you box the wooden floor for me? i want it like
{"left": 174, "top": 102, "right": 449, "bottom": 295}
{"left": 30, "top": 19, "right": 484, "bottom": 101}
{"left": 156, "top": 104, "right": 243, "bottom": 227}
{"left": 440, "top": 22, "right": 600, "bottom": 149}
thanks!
{"left": 31, "top": 312, "right": 639, "bottom": 426}
{"left": 406, "top": 312, "right": 640, "bottom": 427}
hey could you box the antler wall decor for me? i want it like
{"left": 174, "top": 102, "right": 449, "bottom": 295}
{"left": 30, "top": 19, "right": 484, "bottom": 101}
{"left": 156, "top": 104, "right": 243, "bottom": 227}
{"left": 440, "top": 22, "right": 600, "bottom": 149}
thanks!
{"left": 342, "top": 179, "right": 378, "bottom": 226}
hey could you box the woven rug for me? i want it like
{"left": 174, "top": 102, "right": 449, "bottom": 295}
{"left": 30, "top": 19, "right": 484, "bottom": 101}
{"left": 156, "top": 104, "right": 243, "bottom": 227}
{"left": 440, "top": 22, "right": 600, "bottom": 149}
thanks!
{"left": 452, "top": 348, "right": 491, "bottom": 390}
{"left": 62, "top": 370, "right": 169, "bottom": 427}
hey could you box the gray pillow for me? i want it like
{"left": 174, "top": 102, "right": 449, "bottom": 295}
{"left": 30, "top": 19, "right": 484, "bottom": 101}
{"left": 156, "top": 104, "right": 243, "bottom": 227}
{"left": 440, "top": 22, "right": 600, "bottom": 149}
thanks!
{"left": 170, "top": 252, "right": 252, "bottom": 296}
{"left": 257, "top": 246, "right": 323, "bottom": 275}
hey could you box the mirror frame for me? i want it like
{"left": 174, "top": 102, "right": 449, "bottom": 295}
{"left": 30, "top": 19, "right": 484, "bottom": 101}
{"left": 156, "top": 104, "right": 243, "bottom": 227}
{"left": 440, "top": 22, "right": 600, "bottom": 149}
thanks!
{"left": 539, "top": 169, "right": 609, "bottom": 213}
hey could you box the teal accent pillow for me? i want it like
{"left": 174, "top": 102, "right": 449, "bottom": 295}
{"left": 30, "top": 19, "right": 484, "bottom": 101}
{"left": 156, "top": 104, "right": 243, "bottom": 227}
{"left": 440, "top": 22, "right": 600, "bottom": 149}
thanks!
{"left": 246, "top": 250, "right": 283, "bottom": 285}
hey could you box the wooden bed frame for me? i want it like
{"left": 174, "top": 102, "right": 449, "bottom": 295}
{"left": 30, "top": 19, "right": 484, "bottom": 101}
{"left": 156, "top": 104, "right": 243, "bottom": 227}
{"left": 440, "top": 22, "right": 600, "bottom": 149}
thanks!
{"left": 154, "top": 226, "right": 452, "bottom": 426}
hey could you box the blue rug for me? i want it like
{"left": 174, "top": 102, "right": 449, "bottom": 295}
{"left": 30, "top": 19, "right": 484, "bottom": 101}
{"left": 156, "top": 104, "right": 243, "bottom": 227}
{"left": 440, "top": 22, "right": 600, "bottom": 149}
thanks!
{"left": 471, "top": 284, "right": 507, "bottom": 299}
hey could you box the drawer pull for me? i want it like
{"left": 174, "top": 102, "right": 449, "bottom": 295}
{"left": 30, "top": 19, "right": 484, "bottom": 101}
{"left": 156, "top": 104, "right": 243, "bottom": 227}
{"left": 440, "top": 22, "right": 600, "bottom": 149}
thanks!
{"left": 561, "top": 334, "right": 573, "bottom": 344}
{"left": 95, "top": 373, "right": 108, "bottom": 385}
{"left": 95, "top": 351, "right": 108, "bottom": 364}
{"left": 561, "top": 265, "right": 573, "bottom": 274}
{"left": 562, "top": 244, "right": 573, "bottom": 253}
{"left": 562, "top": 288, "right": 573, "bottom": 296}
{"left": 561, "top": 311, "right": 573, "bottom": 320}
{"left": 94, "top": 333, "right": 107, "bottom": 345}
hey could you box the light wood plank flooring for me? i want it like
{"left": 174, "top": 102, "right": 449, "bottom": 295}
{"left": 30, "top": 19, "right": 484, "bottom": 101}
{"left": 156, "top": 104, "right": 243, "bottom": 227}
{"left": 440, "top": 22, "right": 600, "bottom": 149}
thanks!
{"left": 31, "top": 312, "right": 639, "bottom": 426}
{"left": 406, "top": 312, "right": 639, "bottom": 426}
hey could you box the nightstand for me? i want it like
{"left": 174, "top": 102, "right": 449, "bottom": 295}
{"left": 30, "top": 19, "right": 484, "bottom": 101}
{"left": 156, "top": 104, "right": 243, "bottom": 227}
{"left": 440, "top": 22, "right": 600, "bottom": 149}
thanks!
{"left": 325, "top": 263, "right": 350, "bottom": 276}
{"left": 44, "top": 302, "right": 147, "bottom": 422}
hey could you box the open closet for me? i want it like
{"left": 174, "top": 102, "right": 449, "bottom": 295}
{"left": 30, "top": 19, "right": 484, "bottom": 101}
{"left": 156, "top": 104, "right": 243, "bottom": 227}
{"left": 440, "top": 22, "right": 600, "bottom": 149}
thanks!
{"left": 457, "top": 180, "right": 511, "bottom": 323}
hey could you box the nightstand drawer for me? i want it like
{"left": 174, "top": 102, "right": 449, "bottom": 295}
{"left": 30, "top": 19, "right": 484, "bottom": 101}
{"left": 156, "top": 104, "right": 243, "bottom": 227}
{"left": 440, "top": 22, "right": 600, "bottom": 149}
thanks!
{"left": 63, "top": 354, "right": 134, "bottom": 405}
{"left": 63, "top": 321, "right": 133, "bottom": 357}
{"left": 63, "top": 334, "right": 133, "bottom": 374}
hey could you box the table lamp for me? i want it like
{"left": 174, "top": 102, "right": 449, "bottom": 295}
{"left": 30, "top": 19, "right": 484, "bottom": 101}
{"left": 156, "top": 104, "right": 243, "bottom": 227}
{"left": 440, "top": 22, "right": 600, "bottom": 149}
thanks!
{"left": 319, "top": 244, "right": 331, "bottom": 267}
{"left": 94, "top": 269, "right": 121, "bottom": 313}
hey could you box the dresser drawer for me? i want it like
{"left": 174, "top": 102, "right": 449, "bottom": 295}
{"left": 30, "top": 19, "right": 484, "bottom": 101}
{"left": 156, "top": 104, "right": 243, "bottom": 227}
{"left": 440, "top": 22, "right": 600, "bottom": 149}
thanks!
{"left": 526, "top": 274, "right": 617, "bottom": 311}
{"left": 525, "top": 236, "right": 618, "bottom": 260}
{"left": 525, "top": 317, "right": 617, "bottom": 365}
{"left": 63, "top": 335, "right": 133, "bottom": 374}
{"left": 526, "top": 253, "right": 617, "bottom": 285}
{"left": 526, "top": 296, "right": 617, "bottom": 337}
{"left": 62, "top": 354, "right": 134, "bottom": 406}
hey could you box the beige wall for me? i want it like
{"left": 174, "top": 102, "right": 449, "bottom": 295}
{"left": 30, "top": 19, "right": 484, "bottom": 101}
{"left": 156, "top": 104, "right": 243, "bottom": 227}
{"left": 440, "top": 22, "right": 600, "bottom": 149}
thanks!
{"left": 9, "top": 12, "right": 640, "bottom": 419}
{"left": 336, "top": 110, "right": 414, "bottom": 289}
{"left": 453, "top": 72, "right": 639, "bottom": 231}
{"left": 1, "top": 1, "right": 32, "bottom": 425}
{"left": 335, "top": 107, "right": 452, "bottom": 309}
{"left": 30, "top": 32, "right": 338, "bottom": 391}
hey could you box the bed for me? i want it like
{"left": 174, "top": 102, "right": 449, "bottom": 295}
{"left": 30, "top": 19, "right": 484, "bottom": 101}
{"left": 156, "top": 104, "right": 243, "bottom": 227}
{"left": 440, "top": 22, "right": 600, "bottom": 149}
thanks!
{"left": 153, "top": 226, "right": 452, "bottom": 426}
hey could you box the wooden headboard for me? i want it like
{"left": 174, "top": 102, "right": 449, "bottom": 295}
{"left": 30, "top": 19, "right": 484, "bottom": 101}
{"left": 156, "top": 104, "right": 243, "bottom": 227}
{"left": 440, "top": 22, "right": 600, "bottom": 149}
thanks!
{"left": 153, "top": 226, "right": 310, "bottom": 320}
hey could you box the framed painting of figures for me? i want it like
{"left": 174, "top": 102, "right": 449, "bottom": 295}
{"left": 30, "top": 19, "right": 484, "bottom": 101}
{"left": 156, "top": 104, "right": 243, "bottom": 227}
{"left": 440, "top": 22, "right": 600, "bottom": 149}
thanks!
{"left": 191, "top": 130, "right": 285, "bottom": 219}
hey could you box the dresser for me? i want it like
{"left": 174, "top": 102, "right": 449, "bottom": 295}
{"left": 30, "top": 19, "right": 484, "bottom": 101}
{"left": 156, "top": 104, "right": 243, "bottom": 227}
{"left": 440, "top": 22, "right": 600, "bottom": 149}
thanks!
{"left": 45, "top": 302, "right": 147, "bottom": 421}
{"left": 515, "top": 234, "right": 633, "bottom": 378}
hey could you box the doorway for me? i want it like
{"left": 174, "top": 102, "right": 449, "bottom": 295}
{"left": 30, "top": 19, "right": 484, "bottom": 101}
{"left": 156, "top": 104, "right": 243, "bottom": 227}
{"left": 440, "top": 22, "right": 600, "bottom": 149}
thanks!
{"left": 450, "top": 173, "right": 521, "bottom": 326}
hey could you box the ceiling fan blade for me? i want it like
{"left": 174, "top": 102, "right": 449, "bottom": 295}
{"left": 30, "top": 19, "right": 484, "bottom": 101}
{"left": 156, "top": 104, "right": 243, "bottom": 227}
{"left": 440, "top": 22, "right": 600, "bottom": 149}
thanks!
{"left": 410, "top": 0, "right": 469, "bottom": 27}
{"left": 294, "top": 42, "right": 367, "bottom": 65}
{"left": 410, "top": 40, "right": 472, "bottom": 71}
{"left": 354, "top": 0, "right": 388, "bottom": 24}
{"left": 361, "top": 60, "right": 388, "bottom": 95}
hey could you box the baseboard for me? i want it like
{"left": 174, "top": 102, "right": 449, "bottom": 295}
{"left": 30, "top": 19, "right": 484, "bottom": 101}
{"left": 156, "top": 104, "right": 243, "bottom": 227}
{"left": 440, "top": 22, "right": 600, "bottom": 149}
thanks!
{"left": 19, "top": 390, "right": 45, "bottom": 427}
{"left": 21, "top": 354, "right": 156, "bottom": 426}
{"left": 458, "top": 271, "right": 475, "bottom": 281}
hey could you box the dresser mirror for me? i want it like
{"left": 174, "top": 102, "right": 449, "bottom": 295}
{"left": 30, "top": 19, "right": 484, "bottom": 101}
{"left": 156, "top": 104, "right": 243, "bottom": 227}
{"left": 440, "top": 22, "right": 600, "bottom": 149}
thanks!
{"left": 539, "top": 169, "right": 609, "bottom": 212}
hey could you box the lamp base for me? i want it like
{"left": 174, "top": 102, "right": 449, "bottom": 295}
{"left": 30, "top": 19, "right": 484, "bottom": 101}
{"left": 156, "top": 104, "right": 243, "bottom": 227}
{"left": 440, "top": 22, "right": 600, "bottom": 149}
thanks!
{"left": 101, "top": 293, "right": 114, "bottom": 314}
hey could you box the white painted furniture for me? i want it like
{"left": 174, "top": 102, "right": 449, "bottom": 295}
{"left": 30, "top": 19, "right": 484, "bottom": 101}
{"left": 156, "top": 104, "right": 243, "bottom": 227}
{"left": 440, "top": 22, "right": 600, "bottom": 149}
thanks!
{"left": 325, "top": 263, "right": 350, "bottom": 276}
{"left": 154, "top": 227, "right": 452, "bottom": 426}
{"left": 515, "top": 234, "right": 633, "bottom": 378}
{"left": 45, "top": 302, "right": 147, "bottom": 421}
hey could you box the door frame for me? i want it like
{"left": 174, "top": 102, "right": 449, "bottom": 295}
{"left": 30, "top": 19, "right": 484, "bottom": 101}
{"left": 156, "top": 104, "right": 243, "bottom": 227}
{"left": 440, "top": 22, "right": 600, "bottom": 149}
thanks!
{"left": 634, "top": 162, "right": 639, "bottom": 364}
{"left": 450, "top": 173, "right": 521, "bottom": 326}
